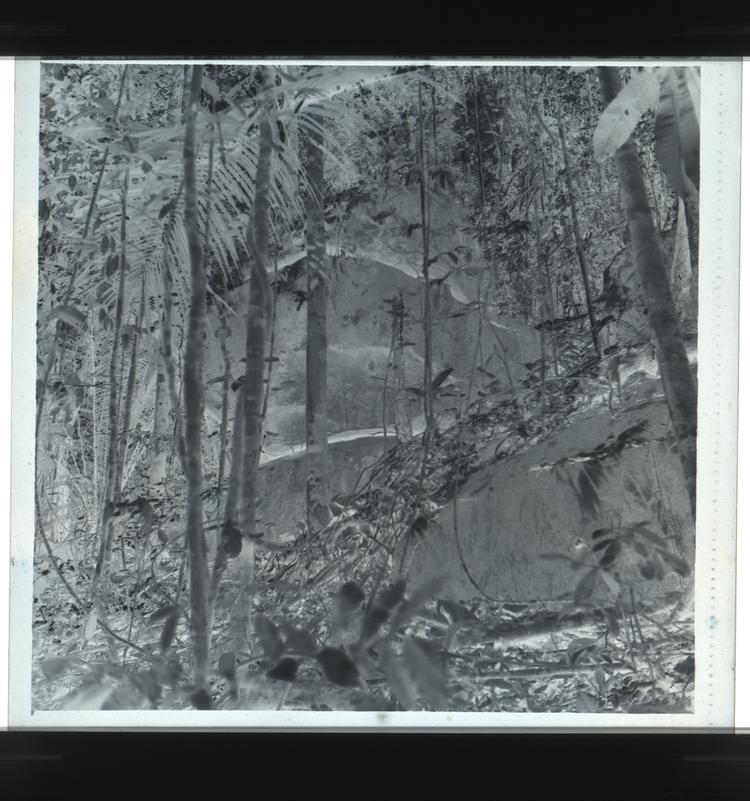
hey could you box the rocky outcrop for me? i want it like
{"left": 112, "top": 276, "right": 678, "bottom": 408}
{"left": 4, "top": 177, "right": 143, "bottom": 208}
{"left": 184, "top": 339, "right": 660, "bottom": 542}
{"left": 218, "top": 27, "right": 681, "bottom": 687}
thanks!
{"left": 204, "top": 187, "right": 539, "bottom": 448}
{"left": 409, "top": 398, "right": 693, "bottom": 602}
{"left": 255, "top": 430, "right": 397, "bottom": 537}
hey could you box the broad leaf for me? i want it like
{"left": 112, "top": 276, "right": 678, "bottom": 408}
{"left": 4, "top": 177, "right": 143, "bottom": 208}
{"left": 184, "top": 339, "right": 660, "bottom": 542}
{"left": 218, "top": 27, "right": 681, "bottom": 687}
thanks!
{"left": 403, "top": 637, "right": 447, "bottom": 707}
{"left": 594, "top": 69, "right": 660, "bottom": 162}
{"left": 337, "top": 581, "right": 365, "bottom": 612}
{"left": 150, "top": 604, "right": 177, "bottom": 622}
{"left": 654, "top": 68, "right": 697, "bottom": 199}
{"left": 47, "top": 304, "right": 87, "bottom": 332}
{"left": 61, "top": 682, "right": 114, "bottom": 711}
{"left": 317, "top": 647, "right": 360, "bottom": 687}
{"left": 131, "top": 670, "right": 162, "bottom": 705}
{"left": 189, "top": 688, "right": 213, "bottom": 710}
{"left": 567, "top": 637, "right": 598, "bottom": 666}
{"left": 40, "top": 655, "right": 81, "bottom": 680}
{"left": 254, "top": 613, "right": 284, "bottom": 662}
{"left": 218, "top": 652, "right": 236, "bottom": 681}
{"left": 381, "top": 643, "right": 416, "bottom": 710}
{"left": 390, "top": 574, "right": 447, "bottom": 631}
{"left": 658, "top": 548, "right": 691, "bottom": 578}
{"left": 159, "top": 610, "right": 178, "bottom": 652}
{"left": 430, "top": 367, "right": 454, "bottom": 392}
{"left": 674, "top": 67, "right": 700, "bottom": 191}
{"left": 266, "top": 657, "right": 299, "bottom": 682}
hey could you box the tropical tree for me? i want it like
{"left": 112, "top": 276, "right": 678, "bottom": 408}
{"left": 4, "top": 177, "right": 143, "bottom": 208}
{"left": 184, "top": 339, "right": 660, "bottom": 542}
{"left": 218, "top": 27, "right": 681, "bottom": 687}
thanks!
{"left": 595, "top": 66, "right": 698, "bottom": 519}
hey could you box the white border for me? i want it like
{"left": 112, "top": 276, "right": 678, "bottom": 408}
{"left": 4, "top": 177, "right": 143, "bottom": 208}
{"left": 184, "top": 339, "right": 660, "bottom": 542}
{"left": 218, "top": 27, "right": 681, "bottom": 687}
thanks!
{"left": 735, "top": 59, "right": 750, "bottom": 733}
{"left": 7, "top": 58, "right": 742, "bottom": 730}
{"left": 0, "top": 58, "right": 14, "bottom": 731}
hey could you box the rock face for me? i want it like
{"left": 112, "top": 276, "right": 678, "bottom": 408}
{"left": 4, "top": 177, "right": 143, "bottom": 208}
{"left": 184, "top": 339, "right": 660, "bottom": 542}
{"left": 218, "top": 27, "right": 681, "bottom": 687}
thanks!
{"left": 409, "top": 399, "right": 693, "bottom": 602}
{"left": 197, "top": 189, "right": 692, "bottom": 604}
{"left": 204, "top": 187, "right": 539, "bottom": 453}
{"left": 255, "top": 430, "right": 397, "bottom": 537}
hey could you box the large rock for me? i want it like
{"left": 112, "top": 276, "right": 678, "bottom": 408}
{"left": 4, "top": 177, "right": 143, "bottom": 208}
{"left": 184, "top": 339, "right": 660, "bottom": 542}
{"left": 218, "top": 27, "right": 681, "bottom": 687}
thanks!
{"left": 203, "top": 187, "right": 539, "bottom": 449}
{"left": 409, "top": 399, "right": 693, "bottom": 602}
{"left": 255, "top": 430, "right": 397, "bottom": 536}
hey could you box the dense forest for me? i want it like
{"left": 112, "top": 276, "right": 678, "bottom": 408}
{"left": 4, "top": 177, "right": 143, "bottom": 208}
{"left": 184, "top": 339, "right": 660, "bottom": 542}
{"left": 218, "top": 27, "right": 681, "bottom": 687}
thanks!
{"left": 32, "top": 62, "right": 700, "bottom": 713}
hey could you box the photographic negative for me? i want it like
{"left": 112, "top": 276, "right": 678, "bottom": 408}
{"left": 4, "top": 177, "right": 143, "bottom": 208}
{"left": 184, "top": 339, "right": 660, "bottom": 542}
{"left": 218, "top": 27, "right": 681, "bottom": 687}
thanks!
{"left": 9, "top": 59, "right": 740, "bottom": 726}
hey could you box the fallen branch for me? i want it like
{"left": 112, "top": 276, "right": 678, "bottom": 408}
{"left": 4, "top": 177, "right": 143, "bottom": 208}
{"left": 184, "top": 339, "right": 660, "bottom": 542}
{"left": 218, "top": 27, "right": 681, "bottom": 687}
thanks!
{"left": 481, "top": 662, "right": 629, "bottom": 681}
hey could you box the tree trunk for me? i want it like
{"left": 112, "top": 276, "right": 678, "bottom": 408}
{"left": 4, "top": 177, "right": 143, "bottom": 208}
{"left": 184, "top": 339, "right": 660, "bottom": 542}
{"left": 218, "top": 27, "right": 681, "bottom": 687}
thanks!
{"left": 94, "top": 168, "right": 129, "bottom": 585}
{"left": 208, "top": 383, "right": 244, "bottom": 633}
{"left": 417, "top": 82, "right": 434, "bottom": 443}
{"left": 88, "top": 166, "right": 130, "bottom": 661}
{"left": 216, "top": 303, "right": 231, "bottom": 510}
{"left": 304, "top": 106, "right": 332, "bottom": 530}
{"left": 148, "top": 354, "right": 170, "bottom": 492}
{"left": 598, "top": 67, "right": 697, "bottom": 521}
{"left": 89, "top": 323, "right": 101, "bottom": 511}
{"left": 556, "top": 96, "right": 600, "bottom": 361}
{"left": 182, "top": 65, "right": 210, "bottom": 691}
{"left": 232, "top": 66, "right": 274, "bottom": 659}
{"left": 682, "top": 185, "right": 700, "bottom": 322}
{"left": 160, "top": 182, "right": 187, "bottom": 472}
{"left": 391, "top": 293, "right": 412, "bottom": 442}
{"left": 115, "top": 283, "right": 145, "bottom": 500}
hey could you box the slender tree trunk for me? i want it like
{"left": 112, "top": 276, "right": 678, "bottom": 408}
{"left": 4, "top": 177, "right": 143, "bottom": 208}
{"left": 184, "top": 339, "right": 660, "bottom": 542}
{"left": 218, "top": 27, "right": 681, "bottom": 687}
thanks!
{"left": 88, "top": 167, "right": 130, "bottom": 660}
{"left": 182, "top": 65, "right": 210, "bottom": 691}
{"left": 115, "top": 283, "right": 145, "bottom": 499}
{"left": 160, "top": 182, "right": 187, "bottom": 471}
{"left": 683, "top": 185, "right": 700, "bottom": 321}
{"left": 598, "top": 67, "right": 697, "bottom": 521}
{"left": 304, "top": 106, "right": 331, "bottom": 530}
{"left": 232, "top": 66, "right": 274, "bottom": 660}
{"left": 148, "top": 351, "right": 170, "bottom": 491}
{"left": 463, "top": 277, "right": 485, "bottom": 419}
{"left": 208, "top": 384, "right": 244, "bottom": 633}
{"left": 95, "top": 168, "right": 129, "bottom": 583}
{"left": 152, "top": 70, "right": 188, "bottom": 488}
{"left": 556, "top": 95, "right": 601, "bottom": 360}
{"left": 431, "top": 84, "right": 438, "bottom": 165}
{"left": 216, "top": 303, "right": 231, "bottom": 509}
{"left": 418, "top": 82, "right": 434, "bottom": 442}
{"left": 89, "top": 323, "right": 100, "bottom": 509}
{"left": 470, "top": 69, "right": 487, "bottom": 223}
{"left": 260, "top": 257, "right": 279, "bottom": 425}
{"left": 391, "top": 293, "right": 412, "bottom": 442}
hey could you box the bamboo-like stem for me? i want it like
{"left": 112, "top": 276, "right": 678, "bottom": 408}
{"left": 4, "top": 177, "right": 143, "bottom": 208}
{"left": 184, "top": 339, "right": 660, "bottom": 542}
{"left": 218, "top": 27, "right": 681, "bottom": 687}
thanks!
{"left": 208, "top": 385, "right": 244, "bottom": 635}
{"left": 216, "top": 304, "right": 231, "bottom": 508}
{"left": 182, "top": 65, "right": 210, "bottom": 691}
{"left": 115, "top": 282, "right": 145, "bottom": 500}
{"left": 304, "top": 105, "right": 332, "bottom": 531}
{"left": 160, "top": 182, "right": 187, "bottom": 472}
{"left": 260, "top": 256, "right": 279, "bottom": 425}
{"left": 231, "top": 66, "right": 274, "bottom": 663}
{"left": 555, "top": 93, "right": 600, "bottom": 360}
{"left": 598, "top": 67, "right": 697, "bottom": 521}
{"left": 417, "top": 80, "right": 434, "bottom": 451}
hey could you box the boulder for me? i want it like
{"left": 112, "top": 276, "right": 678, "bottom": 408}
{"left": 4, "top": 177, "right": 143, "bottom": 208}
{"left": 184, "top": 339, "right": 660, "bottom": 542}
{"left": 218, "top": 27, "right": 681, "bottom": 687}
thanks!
{"left": 409, "top": 399, "right": 693, "bottom": 602}
{"left": 205, "top": 254, "right": 538, "bottom": 446}
{"left": 255, "top": 430, "right": 397, "bottom": 537}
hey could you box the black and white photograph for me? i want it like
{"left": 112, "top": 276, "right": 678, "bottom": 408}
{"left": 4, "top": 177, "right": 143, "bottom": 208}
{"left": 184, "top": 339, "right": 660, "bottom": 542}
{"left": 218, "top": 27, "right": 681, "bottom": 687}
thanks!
{"left": 9, "top": 59, "right": 740, "bottom": 723}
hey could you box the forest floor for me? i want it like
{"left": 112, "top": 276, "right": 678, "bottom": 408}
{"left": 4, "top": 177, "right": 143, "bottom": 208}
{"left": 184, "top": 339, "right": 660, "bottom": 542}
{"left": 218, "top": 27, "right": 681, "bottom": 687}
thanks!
{"left": 30, "top": 345, "right": 695, "bottom": 714}
{"left": 31, "top": 586, "right": 694, "bottom": 713}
